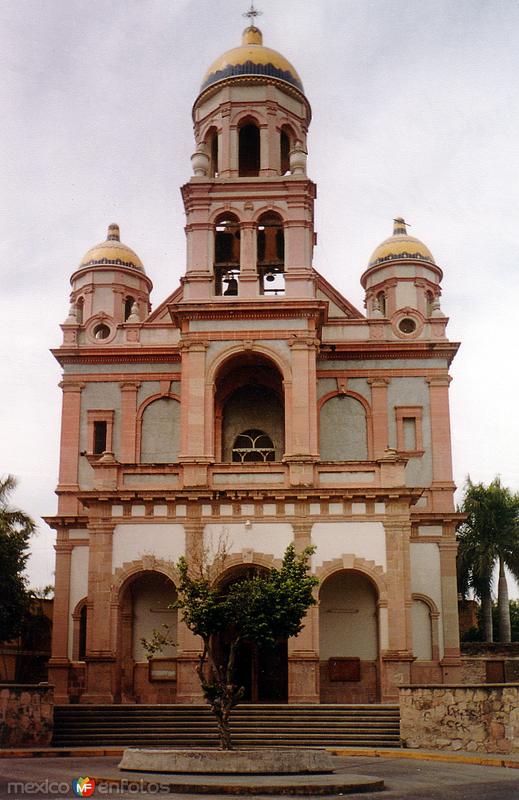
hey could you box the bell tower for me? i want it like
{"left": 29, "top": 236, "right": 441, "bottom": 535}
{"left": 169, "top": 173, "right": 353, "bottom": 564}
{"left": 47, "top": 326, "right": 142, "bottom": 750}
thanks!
{"left": 180, "top": 22, "right": 315, "bottom": 300}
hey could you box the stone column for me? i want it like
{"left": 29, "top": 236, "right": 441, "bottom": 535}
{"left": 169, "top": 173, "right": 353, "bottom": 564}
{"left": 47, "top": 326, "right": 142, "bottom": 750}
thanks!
{"left": 438, "top": 537, "right": 462, "bottom": 682}
{"left": 381, "top": 511, "right": 415, "bottom": 700}
{"left": 175, "top": 519, "right": 205, "bottom": 702}
{"left": 287, "top": 519, "right": 319, "bottom": 703}
{"left": 83, "top": 517, "right": 116, "bottom": 703}
{"left": 57, "top": 382, "right": 83, "bottom": 515}
{"left": 368, "top": 378, "right": 390, "bottom": 458}
{"left": 238, "top": 221, "right": 258, "bottom": 297}
{"left": 48, "top": 531, "right": 72, "bottom": 703}
{"left": 427, "top": 376, "right": 456, "bottom": 512}
{"left": 119, "top": 382, "right": 140, "bottom": 462}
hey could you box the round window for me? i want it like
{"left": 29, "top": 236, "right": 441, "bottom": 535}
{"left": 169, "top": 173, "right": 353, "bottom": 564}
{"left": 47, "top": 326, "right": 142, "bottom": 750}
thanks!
{"left": 398, "top": 317, "right": 417, "bottom": 334}
{"left": 93, "top": 323, "right": 111, "bottom": 340}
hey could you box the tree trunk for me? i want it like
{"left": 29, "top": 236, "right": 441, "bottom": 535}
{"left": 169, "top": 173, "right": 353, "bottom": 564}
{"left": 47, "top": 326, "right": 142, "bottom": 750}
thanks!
{"left": 497, "top": 557, "right": 511, "bottom": 643}
{"left": 481, "top": 587, "right": 493, "bottom": 642}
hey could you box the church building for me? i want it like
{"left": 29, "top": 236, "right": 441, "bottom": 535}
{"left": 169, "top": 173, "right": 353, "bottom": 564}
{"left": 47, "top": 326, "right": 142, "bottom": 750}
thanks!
{"left": 47, "top": 19, "right": 462, "bottom": 706}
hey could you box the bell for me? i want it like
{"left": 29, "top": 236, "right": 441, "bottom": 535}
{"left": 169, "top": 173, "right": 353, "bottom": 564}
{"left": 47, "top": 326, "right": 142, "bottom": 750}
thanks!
{"left": 265, "top": 272, "right": 275, "bottom": 282}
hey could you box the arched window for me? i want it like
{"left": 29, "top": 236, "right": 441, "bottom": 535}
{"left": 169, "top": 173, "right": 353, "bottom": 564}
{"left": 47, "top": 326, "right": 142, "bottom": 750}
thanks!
{"left": 206, "top": 127, "right": 219, "bottom": 177}
{"left": 214, "top": 213, "right": 240, "bottom": 296}
{"left": 78, "top": 604, "right": 87, "bottom": 661}
{"left": 257, "top": 212, "right": 285, "bottom": 295}
{"left": 376, "top": 291, "right": 386, "bottom": 317}
{"left": 239, "top": 122, "right": 260, "bottom": 177}
{"left": 76, "top": 297, "right": 84, "bottom": 325}
{"left": 426, "top": 291, "right": 435, "bottom": 317}
{"left": 232, "top": 429, "right": 275, "bottom": 462}
{"left": 280, "top": 129, "right": 291, "bottom": 175}
{"left": 124, "top": 296, "right": 135, "bottom": 321}
{"left": 280, "top": 125, "right": 295, "bottom": 175}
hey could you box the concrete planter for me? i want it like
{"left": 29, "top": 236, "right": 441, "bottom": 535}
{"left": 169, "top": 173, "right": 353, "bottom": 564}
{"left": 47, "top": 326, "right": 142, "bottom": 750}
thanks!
{"left": 119, "top": 747, "right": 337, "bottom": 774}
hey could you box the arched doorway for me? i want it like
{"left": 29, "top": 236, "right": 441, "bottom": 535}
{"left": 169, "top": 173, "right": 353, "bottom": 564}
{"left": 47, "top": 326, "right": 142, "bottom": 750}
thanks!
{"left": 118, "top": 571, "right": 178, "bottom": 703}
{"left": 217, "top": 565, "right": 288, "bottom": 703}
{"left": 319, "top": 570, "right": 379, "bottom": 703}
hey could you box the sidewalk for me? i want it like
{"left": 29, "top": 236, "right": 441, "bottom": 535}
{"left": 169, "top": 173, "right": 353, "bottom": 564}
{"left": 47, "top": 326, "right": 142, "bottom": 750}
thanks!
{"left": 1, "top": 745, "right": 518, "bottom": 769}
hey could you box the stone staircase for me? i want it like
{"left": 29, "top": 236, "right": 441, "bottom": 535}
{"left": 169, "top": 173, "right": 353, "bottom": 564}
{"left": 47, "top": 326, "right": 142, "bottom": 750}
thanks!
{"left": 53, "top": 704, "right": 400, "bottom": 748}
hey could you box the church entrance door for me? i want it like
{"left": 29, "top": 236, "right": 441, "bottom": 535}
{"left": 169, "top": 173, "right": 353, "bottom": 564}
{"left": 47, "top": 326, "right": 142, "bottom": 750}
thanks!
{"left": 234, "top": 639, "right": 288, "bottom": 702}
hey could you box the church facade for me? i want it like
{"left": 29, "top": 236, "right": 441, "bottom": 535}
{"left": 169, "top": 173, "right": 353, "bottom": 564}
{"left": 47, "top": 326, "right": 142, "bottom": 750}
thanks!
{"left": 48, "top": 23, "right": 462, "bottom": 705}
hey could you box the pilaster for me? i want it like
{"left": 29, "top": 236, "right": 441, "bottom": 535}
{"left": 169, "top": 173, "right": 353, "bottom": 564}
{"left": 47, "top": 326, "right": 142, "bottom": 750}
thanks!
{"left": 367, "top": 378, "right": 390, "bottom": 458}
{"left": 119, "top": 382, "right": 140, "bottom": 462}
{"left": 48, "top": 531, "right": 72, "bottom": 704}
{"left": 427, "top": 376, "right": 456, "bottom": 512}
{"left": 57, "top": 382, "right": 84, "bottom": 514}
{"left": 438, "top": 538, "right": 462, "bottom": 682}
{"left": 287, "top": 519, "right": 319, "bottom": 703}
{"left": 381, "top": 511, "right": 415, "bottom": 700}
{"left": 83, "top": 517, "right": 116, "bottom": 703}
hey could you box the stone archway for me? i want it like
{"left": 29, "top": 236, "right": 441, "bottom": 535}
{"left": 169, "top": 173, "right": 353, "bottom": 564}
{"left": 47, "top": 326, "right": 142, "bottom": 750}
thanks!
{"left": 116, "top": 569, "right": 178, "bottom": 703}
{"left": 215, "top": 561, "right": 288, "bottom": 703}
{"left": 318, "top": 569, "right": 380, "bottom": 703}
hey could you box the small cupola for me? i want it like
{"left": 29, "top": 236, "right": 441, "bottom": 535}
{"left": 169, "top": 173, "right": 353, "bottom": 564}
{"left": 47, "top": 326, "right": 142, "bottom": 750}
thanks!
{"left": 66, "top": 224, "right": 153, "bottom": 334}
{"left": 361, "top": 218, "right": 444, "bottom": 324}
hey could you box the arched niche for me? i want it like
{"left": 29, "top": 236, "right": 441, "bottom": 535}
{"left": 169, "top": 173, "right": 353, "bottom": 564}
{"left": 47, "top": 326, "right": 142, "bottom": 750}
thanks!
{"left": 319, "top": 394, "right": 369, "bottom": 461}
{"left": 214, "top": 212, "right": 240, "bottom": 296}
{"left": 140, "top": 396, "right": 180, "bottom": 463}
{"left": 214, "top": 352, "right": 285, "bottom": 462}
{"left": 411, "top": 594, "right": 440, "bottom": 662}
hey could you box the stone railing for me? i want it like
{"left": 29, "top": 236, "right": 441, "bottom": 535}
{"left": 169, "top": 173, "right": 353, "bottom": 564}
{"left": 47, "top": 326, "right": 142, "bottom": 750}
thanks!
{"left": 399, "top": 684, "right": 519, "bottom": 755}
{"left": 0, "top": 684, "right": 53, "bottom": 746}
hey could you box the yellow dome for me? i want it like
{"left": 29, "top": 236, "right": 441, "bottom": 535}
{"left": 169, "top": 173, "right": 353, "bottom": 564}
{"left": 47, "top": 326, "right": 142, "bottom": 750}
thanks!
{"left": 368, "top": 218, "right": 435, "bottom": 268}
{"left": 200, "top": 26, "right": 304, "bottom": 94}
{"left": 79, "top": 224, "right": 145, "bottom": 273}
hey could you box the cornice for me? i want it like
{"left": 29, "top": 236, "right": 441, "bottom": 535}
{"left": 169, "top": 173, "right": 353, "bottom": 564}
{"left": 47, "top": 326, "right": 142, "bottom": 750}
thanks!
{"left": 170, "top": 300, "right": 328, "bottom": 326}
{"left": 51, "top": 347, "right": 181, "bottom": 367}
{"left": 318, "top": 340, "right": 460, "bottom": 364}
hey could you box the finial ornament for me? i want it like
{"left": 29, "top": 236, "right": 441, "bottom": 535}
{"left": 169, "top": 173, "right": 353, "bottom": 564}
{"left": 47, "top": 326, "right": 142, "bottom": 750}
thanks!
{"left": 243, "top": 2, "right": 262, "bottom": 25}
{"left": 393, "top": 217, "right": 410, "bottom": 235}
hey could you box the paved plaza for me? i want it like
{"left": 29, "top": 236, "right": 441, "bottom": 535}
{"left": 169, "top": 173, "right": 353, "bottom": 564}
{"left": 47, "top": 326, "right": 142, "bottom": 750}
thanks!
{"left": 0, "top": 754, "right": 518, "bottom": 799}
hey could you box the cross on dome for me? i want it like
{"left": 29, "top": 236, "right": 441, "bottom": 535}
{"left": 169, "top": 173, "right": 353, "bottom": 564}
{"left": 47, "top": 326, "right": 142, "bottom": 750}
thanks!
{"left": 243, "top": 2, "right": 262, "bottom": 25}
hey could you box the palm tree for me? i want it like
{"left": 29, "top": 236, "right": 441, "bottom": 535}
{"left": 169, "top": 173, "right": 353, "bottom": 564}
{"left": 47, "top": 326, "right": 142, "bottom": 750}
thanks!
{"left": 0, "top": 475, "right": 35, "bottom": 643}
{"left": 457, "top": 477, "right": 519, "bottom": 643}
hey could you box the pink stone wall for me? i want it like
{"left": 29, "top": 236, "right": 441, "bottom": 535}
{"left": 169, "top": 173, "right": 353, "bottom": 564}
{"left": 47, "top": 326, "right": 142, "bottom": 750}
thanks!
{"left": 0, "top": 684, "right": 53, "bottom": 746}
{"left": 400, "top": 684, "right": 519, "bottom": 755}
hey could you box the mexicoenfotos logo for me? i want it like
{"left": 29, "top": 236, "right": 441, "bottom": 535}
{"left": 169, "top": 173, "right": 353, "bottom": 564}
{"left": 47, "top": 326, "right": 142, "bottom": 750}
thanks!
{"left": 72, "top": 777, "right": 96, "bottom": 797}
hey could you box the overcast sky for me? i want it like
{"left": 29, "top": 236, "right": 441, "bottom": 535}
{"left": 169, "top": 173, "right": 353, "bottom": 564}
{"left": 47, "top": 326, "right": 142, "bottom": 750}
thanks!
{"left": 1, "top": 0, "right": 518, "bottom": 596}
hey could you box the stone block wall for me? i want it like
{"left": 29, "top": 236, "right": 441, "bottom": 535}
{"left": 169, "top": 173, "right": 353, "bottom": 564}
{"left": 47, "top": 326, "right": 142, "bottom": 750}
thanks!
{"left": 0, "top": 684, "right": 53, "bottom": 746}
{"left": 400, "top": 684, "right": 519, "bottom": 754}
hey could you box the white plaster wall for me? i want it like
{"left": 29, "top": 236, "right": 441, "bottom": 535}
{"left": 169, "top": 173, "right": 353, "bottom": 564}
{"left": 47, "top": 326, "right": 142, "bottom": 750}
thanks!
{"left": 68, "top": 546, "right": 89, "bottom": 659}
{"left": 203, "top": 523, "right": 292, "bottom": 562}
{"left": 319, "top": 571, "right": 378, "bottom": 660}
{"left": 112, "top": 524, "right": 185, "bottom": 570}
{"left": 311, "top": 522, "right": 386, "bottom": 571}
{"left": 130, "top": 574, "right": 178, "bottom": 662}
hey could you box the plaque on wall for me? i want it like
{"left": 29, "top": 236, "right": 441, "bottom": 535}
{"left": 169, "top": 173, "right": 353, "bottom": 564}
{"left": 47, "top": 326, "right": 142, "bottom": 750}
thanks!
{"left": 328, "top": 657, "right": 361, "bottom": 682}
{"left": 485, "top": 660, "right": 505, "bottom": 683}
